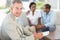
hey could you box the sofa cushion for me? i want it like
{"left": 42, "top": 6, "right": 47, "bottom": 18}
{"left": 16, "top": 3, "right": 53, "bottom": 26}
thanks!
{"left": 55, "top": 12, "right": 60, "bottom": 25}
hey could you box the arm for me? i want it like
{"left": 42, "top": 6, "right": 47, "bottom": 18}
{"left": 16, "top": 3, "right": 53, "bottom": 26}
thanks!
{"left": 23, "top": 26, "right": 33, "bottom": 36}
{"left": 44, "top": 12, "right": 56, "bottom": 27}
{"left": 5, "top": 23, "right": 21, "bottom": 40}
{"left": 36, "top": 17, "right": 45, "bottom": 30}
{"left": 25, "top": 32, "right": 43, "bottom": 40}
{"left": 34, "top": 32, "right": 43, "bottom": 40}
{"left": 26, "top": 10, "right": 34, "bottom": 26}
{"left": 38, "top": 18, "right": 41, "bottom": 25}
{"left": 27, "top": 18, "right": 37, "bottom": 26}
{"left": 26, "top": 10, "right": 30, "bottom": 15}
{"left": 27, "top": 18, "right": 32, "bottom": 26}
{"left": 37, "top": 11, "right": 42, "bottom": 25}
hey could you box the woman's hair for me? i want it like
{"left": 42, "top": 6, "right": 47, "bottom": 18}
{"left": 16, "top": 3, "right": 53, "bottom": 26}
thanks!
{"left": 29, "top": 2, "right": 36, "bottom": 9}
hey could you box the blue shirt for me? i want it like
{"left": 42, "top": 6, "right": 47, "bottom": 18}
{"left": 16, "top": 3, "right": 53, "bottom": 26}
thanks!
{"left": 41, "top": 10, "right": 56, "bottom": 28}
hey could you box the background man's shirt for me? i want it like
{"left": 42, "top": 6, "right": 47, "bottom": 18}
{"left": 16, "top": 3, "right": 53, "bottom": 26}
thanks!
{"left": 41, "top": 10, "right": 56, "bottom": 31}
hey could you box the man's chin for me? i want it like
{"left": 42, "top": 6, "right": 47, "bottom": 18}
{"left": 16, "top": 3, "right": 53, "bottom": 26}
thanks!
{"left": 16, "top": 15, "right": 20, "bottom": 17}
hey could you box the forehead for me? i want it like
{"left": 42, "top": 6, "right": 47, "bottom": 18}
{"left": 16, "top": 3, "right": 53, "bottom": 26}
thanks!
{"left": 43, "top": 6, "right": 48, "bottom": 9}
{"left": 13, "top": 2, "right": 22, "bottom": 7}
{"left": 32, "top": 4, "right": 36, "bottom": 6}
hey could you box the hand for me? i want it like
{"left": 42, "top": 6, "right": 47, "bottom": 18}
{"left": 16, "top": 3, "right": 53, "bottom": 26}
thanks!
{"left": 26, "top": 10, "right": 30, "bottom": 15}
{"left": 34, "top": 32, "right": 43, "bottom": 39}
{"left": 36, "top": 24, "right": 45, "bottom": 30}
{"left": 36, "top": 25, "right": 42, "bottom": 30}
{"left": 41, "top": 24, "right": 45, "bottom": 27}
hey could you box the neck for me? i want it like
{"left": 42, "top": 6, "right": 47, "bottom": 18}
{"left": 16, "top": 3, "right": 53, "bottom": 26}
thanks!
{"left": 32, "top": 10, "right": 35, "bottom": 15}
{"left": 32, "top": 11, "right": 34, "bottom": 15}
{"left": 46, "top": 11, "right": 50, "bottom": 15}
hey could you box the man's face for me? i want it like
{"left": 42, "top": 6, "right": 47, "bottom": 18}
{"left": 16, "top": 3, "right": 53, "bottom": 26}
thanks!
{"left": 43, "top": 6, "right": 50, "bottom": 13}
{"left": 11, "top": 2, "right": 23, "bottom": 17}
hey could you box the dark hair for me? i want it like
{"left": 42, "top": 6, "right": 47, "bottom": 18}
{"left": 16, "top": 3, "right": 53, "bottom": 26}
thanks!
{"left": 29, "top": 2, "right": 36, "bottom": 9}
{"left": 44, "top": 4, "right": 51, "bottom": 9}
{"left": 12, "top": 0, "right": 22, "bottom": 4}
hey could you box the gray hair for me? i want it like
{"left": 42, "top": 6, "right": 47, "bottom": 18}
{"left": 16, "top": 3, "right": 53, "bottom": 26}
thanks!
{"left": 12, "top": 0, "right": 22, "bottom": 4}
{"left": 10, "top": 0, "right": 22, "bottom": 7}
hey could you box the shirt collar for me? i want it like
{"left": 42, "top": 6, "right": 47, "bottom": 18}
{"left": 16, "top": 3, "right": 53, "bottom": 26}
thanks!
{"left": 10, "top": 12, "right": 19, "bottom": 20}
{"left": 43, "top": 10, "right": 51, "bottom": 15}
{"left": 30, "top": 10, "right": 36, "bottom": 13}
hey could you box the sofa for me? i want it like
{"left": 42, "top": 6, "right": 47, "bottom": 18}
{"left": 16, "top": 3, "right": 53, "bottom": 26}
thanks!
{"left": 46, "top": 11, "right": 60, "bottom": 40}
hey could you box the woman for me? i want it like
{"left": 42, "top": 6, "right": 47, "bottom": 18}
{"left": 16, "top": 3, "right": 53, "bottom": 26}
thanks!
{"left": 26, "top": 2, "right": 42, "bottom": 32}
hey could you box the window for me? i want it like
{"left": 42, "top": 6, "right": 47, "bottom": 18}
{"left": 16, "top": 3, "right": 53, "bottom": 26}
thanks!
{"left": 59, "top": 0, "right": 60, "bottom": 9}
{"left": 22, "top": 0, "right": 29, "bottom": 1}
{"left": 34, "top": 0, "right": 45, "bottom": 10}
{"left": 36, "top": 0, "right": 45, "bottom": 2}
{"left": 22, "top": 0, "right": 30, "bottom": 11}
{"left": 46, "top": 0, "right": 58, "bottom": 10}
{"left": 0, "top": 0, "right": 60, "bottom": 11}
{"left": 0, "top": 0, "right": 7, "bottom": 9}
{"left": 34, "top": 0, "right": 60, "bottom": 11}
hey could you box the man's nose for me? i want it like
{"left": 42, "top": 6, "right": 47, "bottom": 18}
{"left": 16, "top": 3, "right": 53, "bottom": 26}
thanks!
{"left": 18, "top": 10, "right": 21, "bottom": 12}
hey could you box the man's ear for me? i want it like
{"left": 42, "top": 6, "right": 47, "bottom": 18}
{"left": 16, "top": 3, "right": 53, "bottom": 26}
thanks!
{"left": 10, "top": 6, "right": 13, "bottom": 12}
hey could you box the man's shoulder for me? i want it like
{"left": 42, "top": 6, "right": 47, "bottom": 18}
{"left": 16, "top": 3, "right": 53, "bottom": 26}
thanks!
{"left": 50, "top": 10, "right": 55, "bottom": 12}
{"left": 50, "top": 10, "right": 56, "bottom": 14}
{"left": 2, "top": 14, "right": 12, "bottom": 23}
{"left": 5, "top": 14, "right": 11, "bottom": 19}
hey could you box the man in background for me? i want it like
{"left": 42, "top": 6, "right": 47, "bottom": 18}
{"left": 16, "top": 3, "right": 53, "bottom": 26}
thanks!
{"left": 37, "top": 4, "right": 56, "bottom": 32}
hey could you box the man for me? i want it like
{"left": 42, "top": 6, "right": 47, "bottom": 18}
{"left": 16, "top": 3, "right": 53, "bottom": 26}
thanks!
{"left": 37, "top": 4, "right": 56, "bottom": 32}
{"left": 1, "top": 0, "right": 43, "bottom": 40}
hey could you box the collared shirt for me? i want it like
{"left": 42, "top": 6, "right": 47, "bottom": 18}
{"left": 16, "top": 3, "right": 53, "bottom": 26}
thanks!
{"left": 41, "top": 10, "right": 56, "bottom": 27}
{"left": 26, "top": 10, "right": 41, "bottom": 25}
{"left": 16, "top": 17, "right": 23, "bottom": 26}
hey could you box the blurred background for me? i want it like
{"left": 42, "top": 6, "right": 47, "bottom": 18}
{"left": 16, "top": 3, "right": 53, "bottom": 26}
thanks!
{"left": 0, "top": 0, "right": 60, "bottom": 26}
{"left": 0, "top": 0, "right": 60, "bottom": 40}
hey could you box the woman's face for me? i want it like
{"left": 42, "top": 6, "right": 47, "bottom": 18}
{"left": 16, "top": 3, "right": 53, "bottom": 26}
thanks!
{"left": 30, "top": 4, "right": 36, "bottom": 12}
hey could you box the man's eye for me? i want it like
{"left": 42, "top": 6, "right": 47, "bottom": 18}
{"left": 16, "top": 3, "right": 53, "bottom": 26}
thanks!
{"left": 20, "top": 8, "right": 23, "bottom": 9}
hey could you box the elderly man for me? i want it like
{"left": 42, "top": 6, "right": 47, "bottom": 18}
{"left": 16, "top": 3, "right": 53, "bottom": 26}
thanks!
{"left": 1, "top": 0, "right": 44, "bottom": 40}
